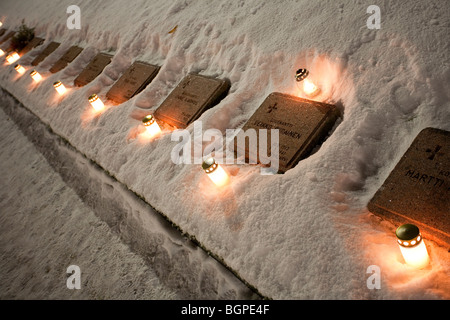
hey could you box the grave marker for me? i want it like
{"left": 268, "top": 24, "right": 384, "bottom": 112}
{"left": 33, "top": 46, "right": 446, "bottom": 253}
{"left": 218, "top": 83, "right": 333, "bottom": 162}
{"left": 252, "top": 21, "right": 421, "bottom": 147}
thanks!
{"left": 73, "top": 52, "right": 112, "bottom": 87}
{"left": 106, "top": 61, "right": 159, "bottom": 105}
{"left": 235, "top": 92, "right": 340, "bottom": 173}
{"left": 368, "top": 127, "right": 450, "bottom": 247}
{"left": 153, "top": 73, "right": 230, "bottom": 129}
{"left": 31, "top": 41, "right": 60, "bottom": 66}
{"left": 49, "top": 45, "right": 83, "bottom": 73}
{"left": 19, "top": 37, "right": 44, "bottom": 56}
{"left": 0, "top": 30, "right": 15, "bottom": 45}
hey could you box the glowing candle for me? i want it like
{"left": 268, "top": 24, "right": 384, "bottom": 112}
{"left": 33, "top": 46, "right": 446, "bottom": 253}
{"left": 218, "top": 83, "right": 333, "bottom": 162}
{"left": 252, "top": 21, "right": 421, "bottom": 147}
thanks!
{"left": 302, "top": 78, "right": 320, "bottom": 97}
{"left": 142, "top": 115, "right": 162, "bottom": 138}
{"left": 0, "top": 49, "right": 5, "bottom": 57}
{"left": 88, "top": 94, "right": 105, "bottom": 112}
{"left": 53, "top": 81, "right": 67, "bottom": 95}
{"left": 295, "top": 68, "right": 320, "bottom": 97}
{"left": 0, "top": 22, "right": 3, "bottom": 28}
{"left": 202, "top": 157, "right": 229, "bottom": 187}
{"left": 29, "top": 70, "right": 42, "bottom": 82}
{"left": 396, "top": 224, "right": 429, "bottom": 269}
{"left": 14, "top": 64, "right": 25, "bottom": 74}
{"left": 6, "top": 52, "right": 20, "bottom": 64}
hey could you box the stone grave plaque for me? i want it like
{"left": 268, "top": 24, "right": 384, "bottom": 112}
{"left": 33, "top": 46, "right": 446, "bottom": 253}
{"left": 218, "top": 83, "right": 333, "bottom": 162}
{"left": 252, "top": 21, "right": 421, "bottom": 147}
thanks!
{"left": 235, "top": 92, "right": 340, "bottom": 173}
{"left": 368, "top": 127, "right": 450, "bottom": 247}
{"left": 0, "top": 30, "right": 15, "bottom": 45}
{"left": 73, "top": 52, "right": 112, "bottom": 87}
{"left": 106, "top": 61, "right": 159, "bottom": 105}
{"left": 31, "top": 41, "right": 60, "bottom": 66}
{"left": 19, "top": 37, "right": 44, "bottom": 56}
{"left": 49, "top": 45, "right": 83, "bottom": 73}
{"left": 153, "top": 73, "right": 230, "bottom": 129}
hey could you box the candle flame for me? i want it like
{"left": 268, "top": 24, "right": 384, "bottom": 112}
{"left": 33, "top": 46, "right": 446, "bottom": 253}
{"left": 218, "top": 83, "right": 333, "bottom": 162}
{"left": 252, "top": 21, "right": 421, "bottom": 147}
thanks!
{"left": 6, "top": 52, "right": 20, "bottom": 64}
{"left": 89, "top": 94, "right": 105, "bottom": 112}
{"left": 53, "top": 81, "right": 67, "bottom": 95}
{"left": 303, "top": 78, "right": 320, "bottom": 97}
{"left": 206, "top": 164, "right": 230, "bottom": 187}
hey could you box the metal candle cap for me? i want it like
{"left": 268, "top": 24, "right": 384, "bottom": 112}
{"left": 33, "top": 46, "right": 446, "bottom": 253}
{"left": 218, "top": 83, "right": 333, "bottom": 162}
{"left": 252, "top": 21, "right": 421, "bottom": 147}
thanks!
{"left": 30, "top": 70, "right": 37, "bottom": 76}
{"left": 53, "top": 81, "right": 62, "bottom": 87}
{"left": 295, "top": 68, "right": 309, "bottom": 82}
{"left": 202, "top": 157, "right": 218, "bottom": 173}
{"left": 396, "top": 224, "right": 422, "bottom": 247}
{"left": 14, "top": 64, "right": 20, "bottom": 70}
{"left": 88, "top": 93, "right": 99, "bottom": 102}
{"left": 142, "top": 115, "right": 156, "bottom": 126}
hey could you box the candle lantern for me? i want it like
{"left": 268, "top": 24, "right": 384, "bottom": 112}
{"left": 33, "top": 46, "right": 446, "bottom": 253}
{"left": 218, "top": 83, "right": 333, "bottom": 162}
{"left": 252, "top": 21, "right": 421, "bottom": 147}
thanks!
{"left": 0, "top": 49, "right": 5, "bottom": 57}
{"left": 295, "top": 68, "right": 320, "bottom": 97}
{"left": 88, "top": 94, "right": 105, "bottom": 112}
{"left": 14, "top": 64, "right": 25, "bottom": 74}
{"left": 396, "top": 224, "right": 429, "bottom": 269}
{"left": 142, "top": 115, "right": 162, "bottom": 138}
{"left": 6, "top": 52, "right": 20, "bottom": 64}
{"left": 202, "top": 157, "right": 230, "bottom": 187}
{"left": 30, "top": 70, "right": 42, "bottom": 82}
{"left": 53, "top": 81, "right": 67, "bottom": 95}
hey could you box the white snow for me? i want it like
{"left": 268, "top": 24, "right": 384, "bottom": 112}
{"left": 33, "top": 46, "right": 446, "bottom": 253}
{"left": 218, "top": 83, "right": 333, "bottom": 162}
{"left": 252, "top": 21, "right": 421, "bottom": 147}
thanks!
{"left": 0, "top": 0, "right": 449, "bottom": 299}
{"left": 0, "top": 108, "right": 176, "bottom": 299}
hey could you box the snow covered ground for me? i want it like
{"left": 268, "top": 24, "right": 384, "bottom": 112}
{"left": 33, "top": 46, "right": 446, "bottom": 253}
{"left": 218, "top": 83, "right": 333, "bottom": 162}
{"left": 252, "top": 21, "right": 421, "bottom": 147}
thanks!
{"left": 0, "top": 96, "right": 258, "bottom": 299}
{"left": 0, "top": 0, "right": 449, "bottom": 299}
{"left": 0, "top": 107, "right": 176, "bottom": 299}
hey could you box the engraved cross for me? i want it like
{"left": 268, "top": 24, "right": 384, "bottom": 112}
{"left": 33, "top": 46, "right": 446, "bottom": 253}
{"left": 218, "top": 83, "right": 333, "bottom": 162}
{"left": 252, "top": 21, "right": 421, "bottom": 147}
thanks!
{"left": 426, "top": 145, "right": 442, "bottom": 160}
{"left": 267, "top": 103, "right": 278, "bottom": 113}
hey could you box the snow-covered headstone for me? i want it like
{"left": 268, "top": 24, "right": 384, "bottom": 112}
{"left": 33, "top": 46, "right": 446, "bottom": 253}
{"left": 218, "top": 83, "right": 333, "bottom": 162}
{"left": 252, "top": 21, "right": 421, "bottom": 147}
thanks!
{"left": 153, "top": 73, "right": 230, "bottom": 129}
{"left": 49, "top": 45, "right": 83, "bottom": 73}
{"left": 31, "top": 41, "right": 60, "bottom": 66}
{"left": 18, "top": 36, "right": 43, "bottom": 56}
{"left": 368, "top": 127, "right": 450, "bottom": 248}
{"left": 235, "top": 92, "right": 340, "bottom": 173}
{"left": 74, "top": 52, "right": 112, "bottom": 87}
{"left": 106, "top": 61, "right": 159, "bottom": 105}
{"left": 0, "top": 30, "right": 15, "bottom": 45}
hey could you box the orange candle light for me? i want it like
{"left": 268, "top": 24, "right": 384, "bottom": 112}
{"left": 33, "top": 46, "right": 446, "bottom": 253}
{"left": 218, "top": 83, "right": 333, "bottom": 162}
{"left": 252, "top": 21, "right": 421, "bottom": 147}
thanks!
{"left": 295, "top": 68, "right": 320, "bottom": 97}
{"left": 14, "top": 64, "right": 25, "bottom": 74}
{"left": 6, "top": 51, "right": 20, "bottom": 64}
{"left": 202, "top": 157, "right": 229, "bottom": 187}
{"left": 88, "top": 94, "right": 105, "bottom": 112}
{"left": 396, "top": 224, "right": 429, "bottom": 269}
{"left": 30, "top": 70, "right": 42, "bottom": 82}
{"left": 142, "top": 115, "right": 162, "bottom": 138}
{"left": 0, "top": 49, "right": 5, "bottom": 57}
{"left": 53, "top": 81, "right": 67, "bottom": 95}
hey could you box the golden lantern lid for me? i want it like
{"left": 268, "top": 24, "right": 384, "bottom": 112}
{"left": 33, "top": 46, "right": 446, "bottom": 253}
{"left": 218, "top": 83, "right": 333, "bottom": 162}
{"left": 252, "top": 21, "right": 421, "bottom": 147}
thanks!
{"left": 142, "top": 115, "right": 155, "bottom": 125}
{"left": 202, "top": 157, "right": 220, "bottom": 174}
{"left": 53, "top": 80, "right": 62, "bottom": 86}
{"left": 396, "top": 224, "right": 422, "bottom": 247}
{"left": 396, "top": 224, "right": 420, "bottom": 240}
{"left": 88, "top": 93, "right": 98, "bottom": 101}
{"left": 295, "top": 68, "right": 309, "bottom": 82}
